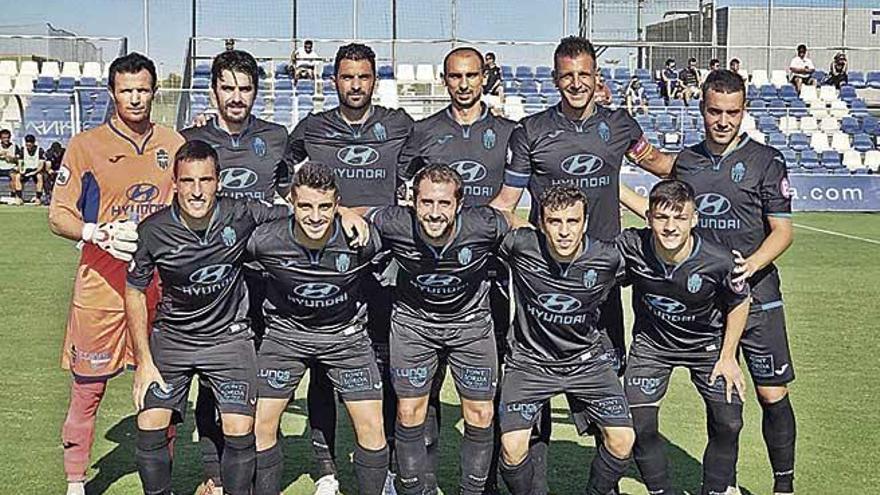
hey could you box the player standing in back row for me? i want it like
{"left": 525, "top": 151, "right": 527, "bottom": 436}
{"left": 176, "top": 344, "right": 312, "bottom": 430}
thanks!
{"left": 181, "top": 48, "right": 290, "bottom": 494}
{"left": 397, "top": 46, "right": 516, "bottom": 493}
{"left": 286, "top": 42, "right": 414, "bottom": 494}
{"left": 48, "top": 52, "right": 184, "bottom": 495}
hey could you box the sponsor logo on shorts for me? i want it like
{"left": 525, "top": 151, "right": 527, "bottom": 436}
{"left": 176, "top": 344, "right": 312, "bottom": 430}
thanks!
{"left": 339, "top": 368, "right": 375, "bottom": 393}
{"left": 583, "top": 269, "right": 598, "bottom": 289}
{"left": 458, "top": 246, "right": 473, "bottom": 265}
{"left": 372, "top": 122, "right": 387, "bottom": 142}
{"left": 594, "top": 396, "right": 630, "bottom": 419}
{"left": 221, "top": 226, "right": 237, "bottom": 247}
{"left": 252, "top": 136, "right": 267, "bottom": 157}
{"left": 460, "top": 366, "right": 493, "bottom": 391}
{"left": 149, "top": 381, "right": 174, "bottom": 400}
{"left": 482, "top": 128, "right": 496, "bottom": 150}
{"left": 598, "top": 121, "right": 611, "bottom": 143}
{"left": 731, "top": 161, "right": 746, "bottom": 183}
{"left": 259, "top": 369, "right": 292, "bottom": 390}
{"left": 216, "top": 380, "right": 250, "bottom": 405}
{"left": 394, "top": 366, "right": 429, "bottom": 389}
{"left": 627, "top": 376, "right": 664, "bottom": 396}
{"left": 746, "top": 353, "right": 775, "bottom": 379}
{"left": 72, "top": 347, "right": 112, "bottom": 370}
{"left": 505, "top": 401, "right": 540, "bottom": 422}
{"left": 687, "top": 273, "right": 702, "bottom": 293}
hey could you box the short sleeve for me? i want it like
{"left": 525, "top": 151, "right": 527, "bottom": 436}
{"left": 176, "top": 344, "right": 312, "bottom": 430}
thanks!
{"left": 503, "top": 124, "right": 532, "bottom": 188}
{"left": 761, "top": 151, "right": 793, "bottom": 217}
{"left": 397, "top": 126, "right": 426, "bottom": 182}
{"left": 247, "top": 200, "right": 290, "bottom": 226}
{"left": 126, "top": 224, "right": 156, "bottom": 290}
{"left": 497, "top": 228, "right": 520, "bottom": 261}
{"left": 719, "top": 259, "right": 751, "bottom": 311}
{"left": 490, "top": 207, "right": 511, "bottom": 244}
{"left": 285, "top": 118, "right": 309, "bottom": 164}
{"left": 274, "top": 131, "right": 293, "bottom": 197}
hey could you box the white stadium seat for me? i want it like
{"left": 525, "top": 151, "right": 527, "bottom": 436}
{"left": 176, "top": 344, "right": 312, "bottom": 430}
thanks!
{"left": 770, "top": 70, "right": 788, "bottom": 88}
{"left": 61, "top": 61, "right": 82, "bottom": 79}
{"left": 376, "top": 79, "right": 398, "bottom": 108}
{"left": 820, "top": 117, "right": 840, "bottom": 133}
{"left": 843, "top": 150, "right": 862, "bottom": 170}
{"left": 0, "top": 75, "right": 12, "bottom": 92}
{"left": 0, "top": 60, "right": 17, "bottom": 77}
{"left": 82, "top": 61, "right": 102, "bottom": 79}
{"left": 819, "top": 85, "right": 838, "bottom": 103}
{"left": 864, "top": 150, "right": 880, "bottom": 171}
{"left": 751, "top": 70, "right": 769, "bottom": 87}
{"left": 395, "top": 63, "right": 415, "bottom": 82}
{"left": 415, "top": 64, "right": 435, "bottom": 82}
{"left": 741, "top": 113, "right": 756, "bottom": 131}
{"left": 102, "top": 63, "right": 111, "bottom": 81}
{"left": 810, "top": 132, "right": 829, "bottom": 153}
{"left": 809, "top": 100, "right": 828, "bottom": 120}
{"left": 778, "top": 116, "right": 799, "bottom": 134}
{"left": 1, "top": 102, "right": 21, "bottom": 122}
{"left": 799, "top": 84, "right": 819, "bottom": 103}
{"left": 40, "top": 61, "right": 60, "bottom": 78}
{"left": 829, "top": 100, "right": 848, "bottom": 118}
{"left": 746, "top": 129, "right": 765, "bottom": 144}
{"left": 12, "top": 75, "right": 33, "bottom": 93}
{"left": 799, "top": 116, "right": 819, "bottom": 134}
{"left": 831, "top": 132, "right": 851, "bottom": 152}
{"left": 19, "top": 61, "right": 39, "bottom": 78}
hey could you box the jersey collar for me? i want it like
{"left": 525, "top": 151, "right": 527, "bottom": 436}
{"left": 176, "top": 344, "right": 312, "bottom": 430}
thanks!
{"left": 334, "top": 106, "right": 376, "bottom": 138}
{"left": 171, "top": 196, "right": 222, "bottom": 244}
{"left": 288, "top": 215, "right": 342, "bottom": 264}
{"left": 695, "top": 133, "right": 752, "bottom": 168}
{"left": 211, "top": 114, "right": 256, "bottom": 147}
{"left": 648, "top": 232, "right": 702, "bottom": 279}
{"left": 552, "top": 102, "right": 601, "bottom": 133}
{"left": 538, "top": 230, "right": 591, "bottom": 277}
{"left": 414, "top": 209, "right": 463, "bottom": 260}
{"left": 108, "top": 116, "right": 155, "bottom": 155}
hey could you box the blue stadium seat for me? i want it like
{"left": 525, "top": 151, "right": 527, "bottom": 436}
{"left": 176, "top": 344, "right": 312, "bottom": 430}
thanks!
{"left": 323, "top": 94, "right": 339, "bottom": 108}
{"left": 297, "top": 95, "right": 314, "bottom": 108}
{"left": 850, "top": 99, "right": 869, "bottom": 119}
{"left": 655, "top": 114, "right": 676, "bottom": 133}
{"left": 821, "top": 151, "right": 842, "bottom": 169}
{"left": 767, "top": 99, "right": 788, "bottom": 118}
{"left": 535, "top": 66, "right": 552, "bottom": 80}
{"left": 514, "top": 66, "right": 534, "bottom": 81}
{"left": 322, "top": 80, "right": 336, "bottom": 94}
{"left": 648, "top": 98, "right": 665, "bottom": 109}
{"left": 866, "top": 71, "right": 880, "bottom": 89}
{"left": 635, "top": 114, "right": 653, "bottom": 131}
{"left": 746, "top": 85, "right": 759, "bottom": 101}
{"left": 840, "top": 117, "right": 861, "bottom": 135}
{"left": 614, "top": 68, "right": 631, "bottom": 81}
{"left": 600, "top": 68, "right": 612, "bottom": 80}
{"left": 274, "top": 78, "right": 293, "bottom": 91}
{"left": 799, "top": 150, "right": 819, "bottom": 169}
{"left": 192, "top": 77, "right": 209, "bottom": 89}
{"left": 768, "top": 132, "right": 787, "bottom": 148}
{"left": 378, "top": 65, "right": 394, "bottom": 80}
{"left": 194, "top": 63, "right": 211, "bottom": 77}
{"left": 788, "top": 167, "right": 807, "bottom": 175}
{"left": 321, "top": 65, "right": 334, "bottom": 80}
{"left": 748, "top": 99, "right": 766, "bottom": 116}
{"left": 540, "top": 83, "right": 556, "bottom": 95}
{"left": 635, "top": 68, "right": 651, "bottom": 81}
{"left": 524, "top": 95, "right": 544, "bottom": 114}
{"left": 813, "top": 70, "right": 826, "bottom": 82}
{"left": 681, "top": 115, "right": 698, "bottom": 130}
{"left": 501, "top": 65, "right": 513, "bottom": 80}
{"left": 644, "top": 131, "right": 661, "bottom": 148}
{"left": 78, "top": 76, "right": 98, "bottom": 87}
{"left": 788, "top": 100, "right": 808, "bottom": 117}
{"left": 789, "top": 133, "right": 810, "bottom": 152}
{"left": 864, "top": 116, "right": 880, "bottom": 136}
{"left": 683, "top": 132, "right": 701, "bottom": 147}
{"left": 57, "top": 77, "right": 75, "bottom": 92}
{"left": 839, "top": 85, "right": 857, "bottom": 102}
{"left": 759, "top": 85, "right": 778, "bottom": 100}
{"left": 757, "top": 115, "right": 778, "bottom": 133}
{"left": 518, "top": 80, "right": 539, "bottom": 95}
{"left": 296, "top": 80, "right": 316, "bottom": 94}
{"left": 781, "top": 148, "right": 797, "bottom": 168}
{"left": 779, "top": 85, "right": 799, "bottom": 102}
{"left": 847, "top": 71, "right": 865, "bottom": 89}
{"left": 546, "top": 94, "right": 561, "bottom": 106}
{"left": 853, "top": 134, "right": 875, "bottom": 152}
{"left": 852, "top": 167, "right": 869, "bottom": 175}
{"left": 35, "top": 76, "right": 56, "bottom": 92}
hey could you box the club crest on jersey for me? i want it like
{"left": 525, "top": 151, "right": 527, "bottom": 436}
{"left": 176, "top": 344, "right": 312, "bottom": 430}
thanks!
{"left": 687, "top": 273, "right": 703, "bottom": 293}
{"left": 221, "top": 226, "right": 237, "bottom": 247}
{"left": 252, "top": 136, "right": 267, "bottom": 157}
{"left": 336, "top": 253, "right": 351, "bottom": 272}
{"left": 458, "top": 247, "right": 473, "bottom": 265}
{"left": 373, "top": 122, "right": 387, "bottom": 142}
{"left": 156, "top": 148, "right": 170, "bottom": 170}
{"left": 598, "top": 121, "right": 611, "bottom": 143}
{"left": 482, "top": 128, "right": 496, "bottom": 150}
{"left": 731, "top": 162, "right": 746, "bottom": 183}
{"left": 583, "top": 269, "right": 598, "bottom": 289}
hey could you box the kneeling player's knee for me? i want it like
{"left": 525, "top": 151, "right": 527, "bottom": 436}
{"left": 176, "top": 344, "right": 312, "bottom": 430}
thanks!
{"left": 604, "top": 427, "right": 635, "bottom": 459}
{"left": 397, "top": 397, "right": 428, "bottom": 427}
{"left": 221, "top": 413, "right": 255, "bottom": 437}
{"left": 462, "top": 400, "right": 494, "bottom": 428}
{"left": 354, "top": 420, "right": 386, "bottom": 451}
{"left": 756, "top": 385, "right": 788, "bottom": 405}
{"left": 500, "top": 431, "right": 530, "bottom": 465}
{"left": 254, "top": 418, "right": 279, "bottom": 451}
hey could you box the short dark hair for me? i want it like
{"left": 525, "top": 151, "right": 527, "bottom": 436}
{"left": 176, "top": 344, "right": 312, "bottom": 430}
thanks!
{"left": 539, "top": 185, "right": 588, "bottom": 218}
{"left": 709, "top": 58, "right": 720, "bottom": 66}
{"left": 485, "top": 52, "right": 496, "bottom": 60}
{"left": 412, "top": 164, "right": 463, "bottom": 203}
{"left": 108, "top": 52, "right": 157, "bottom": 91}
{"left": 292, "top": 162, "right": 338, "bottom": 197}
{"left": 173, "top": 140, "right": 219, "bottom": 178}
{"left": 648, "top": 179, "right": 695, "bottom": 213}
{"left": 688, "top": 57, "right": 697, "bottom": 64}
{"left": 24, "top": 134, "right": 36, "bottom": 143}
{"left": 730, "top": 57, "right": 740, "bottom": 65}
{"left": 334, "top": 43, "right": 376, "bottom": 75}
{"left": 553, "top": 36, "right": 596, "bottom": 68}
{"left": 443, "top": 47, "right": 485, "bottom": 74}
{"left": 304, "top": 40, "right": 313, "bottom": 46}
{"left": 797, "top": 44, "right": 807, "bottom": 52}
{"left": 211, "top": 50, "right": 260, "bottom": 93}
{"left": 0, "top": 129, "right": 10, "bottom": 138}
{"left": 666, "top": 58, "right": 675, "bottom": 66}
{"left": 701, "top": 69, "right": 746, "bottom": 102}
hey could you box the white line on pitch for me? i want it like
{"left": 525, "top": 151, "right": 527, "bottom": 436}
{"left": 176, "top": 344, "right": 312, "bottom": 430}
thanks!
{"left": 794, "top": 223, "right": 880, "bottom": 246}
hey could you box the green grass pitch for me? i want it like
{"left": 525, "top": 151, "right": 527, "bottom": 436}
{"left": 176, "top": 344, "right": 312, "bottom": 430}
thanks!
{"left": 0, "top": 207, "right": 877, "bottom": 494}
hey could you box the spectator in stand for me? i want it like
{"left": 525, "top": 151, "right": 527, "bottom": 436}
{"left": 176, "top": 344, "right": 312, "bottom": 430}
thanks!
{"left": 0, "top": 129, "right": 23, "bottom": 204}
{"left": 826, "top": 52, "right": 848, "bottom": 89}
{"left": 224, "top": 38, "right": 235, "bottom": 51}
{"left": 482, "top": 51, "right": 504, "bottom": 114}
{"left": 625, "top": 76, "right": 648, "bottom": 116}
{"left": 709, "top": 58, "right": 721, "bottom": 72}
{"left": 12, "top": 134, "right": 50, "bottom": 204}
{"left": 43, "top": 141, "right": 65, "bottom": 200}
{"left": 729, "top": 58, "right": 748, "bottom": 83}
{"left": 789, "top": 44, "right": 815, "bottom": 93}
{"left": 291, "top": 39, "right": 321, "bottom": 81}
{"left": 595, "top": 73, "right": 613, "bottom": 106}
{"left": 679, "top": 57, "right": 701, "bottom": 105}
{"left": 661, "top": 58, "right": 683, "bottom": 104}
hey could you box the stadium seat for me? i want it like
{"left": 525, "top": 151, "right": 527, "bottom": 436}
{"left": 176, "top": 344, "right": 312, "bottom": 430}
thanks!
{"left": 838, "top": 85, "right": 857, "bottom": 102}
{"left": 829, "top": 100, "right": 848, "bottom": 118}
{"left": 614, "top": 68, "right": 631, "bottom": 81}
{"left": 799, "top": 84, "right": 819, "bottom": 103}
{"left": 61, "top": 62, "right": 81, "bottom": 80}
{"left": 843, "top": 150, "right": 862, "bottom": 171}
{"left": 655, "top": 114, "right": 676, "bottom": 133}
{"left": 850, "top": 100, "right": 869, "bottom": 119}
{"left": 864, "top": 150, "right": 880, "bottom": 171}
{"left": 501, "top": 65, "right": 514, "bottom": 80}
{"left": 320, "top": 64, "right": 334, "bottom": 80}
{"left": 778, "top": 116, "right": 798, "bottom": 134}
{"left": 789, "top": 132, "right": 810, "bottom": 151}
{"left": 852, "top": 134, "right": 874, "bottom": 153}
{"left": 809, "top": 100, "right": 828, "bottom": 120}
{"left": 746, "top": 129, "right": 765, "bottom": 144}
{"left": 847, "top": 71, "right": 865, "bottom": 88}
{"left": 781, "top": 148, "right": 797, "bottom": 168}
{"left": 751, "top": 70, "right": 769, "bottom": 87}
{"left": 40, "top": 61, "right": 61, "bottom": 79}
{"left": 523, "top": 95, "right": 544, "bottom": 114}
{"left": 0, "top": 76, "right": 11, "bottom": 93}
{"left": 19, "top": 61, "right": 39, "bottom": 78}
{"left": 864, "top": 116, "right": 880, "bottom": 136}
{"left": 778, "top": 85, "right": 798, "bottom": 102}
{"left": 757, "top": 115, "right": 778, "bottom": 133}
{"left": 819, "top": 85, "right": 838, "bottom": 103}
{"left": 746, "top": 85, "right": 759, "bottom": 101}
{"left": 770, "top": 70, "right": 788, "bottom": 88}
{"left": 415, "top": 64, "right": 435, "bottom": 82}
{"left": 635, "top": 68, "right": 651, "bottom": 81}
{"left": 34, "top": 76, "right": 55, "bottom": 92}
{"left": 514, "top": 66, "right": 534, "bottom": 81}
{"left": 377, "top": 65, "right": 394, "bottom": 80}
{"left": 192, "top": 77, "right": 209, "bottom": 89}
{"left": 648, "top": 98, "right": 665, "bottom": 109}
{"left": 814, "top": 70, "right": 826, "bottom": 83}
{"left": 396, "top": 64, "right": 415, "bottom": 82}
{"left": 820, "top": 117, "right": 840, "bottom": 133}
{"left": 866, "top": 71, "right": 880, "bottom": 89}
{"left": 788, "top": 99, "right": 808, "bottom": 118}
{"left": 79, "top": 76, "right": 98, "bottom": 87}
{"left": 0, "top": 60, "right": 16, "bottom": 77}
{"left": 296, "top": 80, "right": 316, "bottom": 94}
{"left": 821, "top": 150, "right": 842, "bottom": 169}
{"left": 535, "top": 66, "right": 552, "bottom": 80}
{"left": 799, "top": 116, "right": 819, "bottom": 134}
{"left": 767, "top": 99, "right": 788, "bottom": 118}
{"left": 740, "top": 113, "right": 756, "bottom": 132}
{"left": 799, "top": 150, "right": 819, "bottom": 169}
{"left": 57, "top": 77, "right": 76, "bottom": 92}
{"left": 810, "top": 132, "right": 830, "bottom": 153}
{"left": 81, "top": 61, "right": 101, "bottom": 80}
{"left": 748, "top": 99, "right": 766, "bottom": 116}
{"left": 840, "top": 116, "right": 860, "bottom": 135}
{"left": 519, "top": 80, "right": 539, "bottom": 95}
{"left": 831, "top": 132, "right": 851, "bottom": 152}
{"left": 768, "top": 132, "right": 787, "bottom": 148}
{"left": 759, "top": 85, "right": 778, "bottom": 101}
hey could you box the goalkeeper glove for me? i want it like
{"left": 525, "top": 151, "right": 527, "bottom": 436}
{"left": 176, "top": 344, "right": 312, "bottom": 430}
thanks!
{"left": 81, "top": 220, "right": 139, "bottom": 262}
